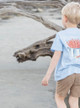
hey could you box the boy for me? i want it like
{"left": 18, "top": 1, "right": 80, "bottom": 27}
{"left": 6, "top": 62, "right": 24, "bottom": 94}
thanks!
{"left": 41, "top": 2, "right": 80, "bottom": 108}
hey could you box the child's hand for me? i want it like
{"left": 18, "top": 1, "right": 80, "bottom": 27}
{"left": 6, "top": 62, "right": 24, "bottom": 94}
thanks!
{"left": 41, "top": 75, "right": 50, "bottom": 86}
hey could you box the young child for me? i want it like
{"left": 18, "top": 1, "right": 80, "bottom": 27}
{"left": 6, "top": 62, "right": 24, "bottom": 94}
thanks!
{"left": 41, "top": 2, "right": 80, "bottom": 108}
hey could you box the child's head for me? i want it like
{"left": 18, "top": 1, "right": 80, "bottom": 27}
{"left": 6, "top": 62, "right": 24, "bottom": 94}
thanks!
{"left": 61, "top": 2, "right": 80, "bottom": 28}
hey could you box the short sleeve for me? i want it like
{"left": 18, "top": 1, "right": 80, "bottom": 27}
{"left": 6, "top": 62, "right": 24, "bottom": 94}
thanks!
{"left": 50, "top": 33, "right": 63, "bottom": 52}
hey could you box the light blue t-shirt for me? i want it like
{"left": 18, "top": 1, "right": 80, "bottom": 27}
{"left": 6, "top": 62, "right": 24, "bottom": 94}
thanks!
{"left": 50, "top": 27, "right": 80, "bottom": 81}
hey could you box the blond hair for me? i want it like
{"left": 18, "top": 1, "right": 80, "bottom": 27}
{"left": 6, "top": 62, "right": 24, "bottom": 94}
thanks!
{"left": 61, "top": 2, "right": 80, "bottom": 24}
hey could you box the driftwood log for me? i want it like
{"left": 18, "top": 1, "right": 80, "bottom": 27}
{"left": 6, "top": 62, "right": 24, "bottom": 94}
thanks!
{"left": 13, "top": 35, "right": 55, "bottom": 62}
{"left": 13, "top": 13, "right": 64, "bottom": 62}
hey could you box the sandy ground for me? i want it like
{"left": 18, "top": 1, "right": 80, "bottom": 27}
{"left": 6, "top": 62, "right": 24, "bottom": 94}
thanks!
{"left": 0, "top": 16, "right": 61, "bottom": 108}
{"left": 0, "top": 70, "right": 56, "bottom": 108}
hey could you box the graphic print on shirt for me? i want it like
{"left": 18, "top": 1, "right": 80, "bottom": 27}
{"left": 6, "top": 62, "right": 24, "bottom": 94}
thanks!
{"left": 66, "top": 39, "right": 80, "bottom": 58}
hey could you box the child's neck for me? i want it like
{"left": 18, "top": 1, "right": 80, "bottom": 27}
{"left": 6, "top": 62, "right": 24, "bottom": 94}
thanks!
{"left": 66, "top": 22, "right": 77, "bottom": 29}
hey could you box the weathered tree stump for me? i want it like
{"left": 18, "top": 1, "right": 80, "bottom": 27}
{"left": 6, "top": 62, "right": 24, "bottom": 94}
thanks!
{"left": 13, "top": 35, "right": 55, "bottom": 62}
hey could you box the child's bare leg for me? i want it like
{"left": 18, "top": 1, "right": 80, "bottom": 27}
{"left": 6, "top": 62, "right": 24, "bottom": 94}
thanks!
{"left": 55, "top": 93, "right": 67, "bottom": 108}
{"left": 69, "top": 95, "right": 79, "bottom": 108}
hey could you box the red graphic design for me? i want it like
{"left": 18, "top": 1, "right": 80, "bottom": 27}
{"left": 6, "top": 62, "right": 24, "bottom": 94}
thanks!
{"left": 76, "top": 55, "right": 80, "bottom": 58}
{"left": 66, "top": 39, "right": 80, "bottom": 48}
{"left": 66, "top": 39, "right": 80, "bottom": 58}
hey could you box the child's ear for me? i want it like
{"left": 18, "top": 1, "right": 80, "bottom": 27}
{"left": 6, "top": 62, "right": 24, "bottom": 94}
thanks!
{"left": 64, "top": 15, "right": 68, "bottom": 22}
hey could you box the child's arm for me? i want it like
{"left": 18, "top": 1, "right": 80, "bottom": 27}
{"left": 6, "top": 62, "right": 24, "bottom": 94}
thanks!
{"left": 41, "top": 50, "right": 62, "bottom": 86}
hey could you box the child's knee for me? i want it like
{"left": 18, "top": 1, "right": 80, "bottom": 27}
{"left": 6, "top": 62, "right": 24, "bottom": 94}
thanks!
{"left": 55, "top": 93, "right": 67, "bottom": 108}
{"left": 69, "top": 95, "right": 79, "bottom": 108}
{"left": 55, "top": 93, "right": 65, "bottom": 101}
